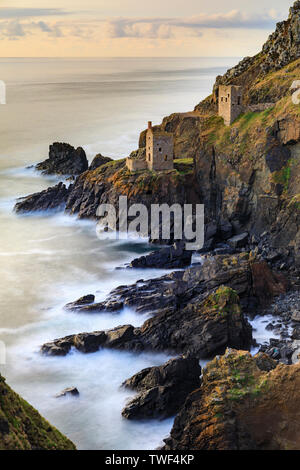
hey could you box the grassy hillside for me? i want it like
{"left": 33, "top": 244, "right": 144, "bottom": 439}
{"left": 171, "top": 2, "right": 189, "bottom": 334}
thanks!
{"left": 0, "top": 375, "right": 75, "bottom": 450}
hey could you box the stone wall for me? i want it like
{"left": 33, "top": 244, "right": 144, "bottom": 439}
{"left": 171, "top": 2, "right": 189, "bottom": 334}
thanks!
{"left": 248, "top": 103, "right": 275, "bottom": 112}
{"left": 126, "top": 157, "right": 147, "bottom": 172}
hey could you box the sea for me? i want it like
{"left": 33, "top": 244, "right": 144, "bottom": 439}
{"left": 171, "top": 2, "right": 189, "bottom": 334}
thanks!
{"left": 0, "top": 57, "right": 277, "bottom": 450}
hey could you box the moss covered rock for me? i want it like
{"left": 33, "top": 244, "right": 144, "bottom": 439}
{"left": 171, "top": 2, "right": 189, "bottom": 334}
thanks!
{"left": 164, "top": 348, "right": 300, "bottom": 450}
{"left": 0, "top": 375, "right": 76, "bottom": 450}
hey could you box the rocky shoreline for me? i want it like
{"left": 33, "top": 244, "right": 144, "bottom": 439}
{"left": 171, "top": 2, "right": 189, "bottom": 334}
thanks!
{"left": 10, "top": 1, "right": 300, "bottom": 450}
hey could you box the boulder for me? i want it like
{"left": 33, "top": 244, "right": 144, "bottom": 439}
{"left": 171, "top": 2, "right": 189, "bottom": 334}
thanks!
{"left": 56, "top": 387, "right": 79, "bottom": 398}
{"left": 73, "top": 331, "right": 107, "bottom": 353}
{"left": 129, "top": 242, "right": 192, "bottom": 269}
{"left": 36, "top": 143, "right": 88, "bottom": 176}
{"left": 65, "top": 295, "right": 95, "bottom": 311}
{"left": 14, "top": 182, "right": 70, "bottom": 213}
{"left": 122, "top": 356, "right": 201, "bottom": 419}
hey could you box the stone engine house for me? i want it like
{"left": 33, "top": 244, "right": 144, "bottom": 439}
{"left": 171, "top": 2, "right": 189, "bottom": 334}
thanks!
{"left": 126, "top": 121, "right": 174, "bottom": 172}
{"left": 218, "top": 85, "right": 243, "bottom": 126}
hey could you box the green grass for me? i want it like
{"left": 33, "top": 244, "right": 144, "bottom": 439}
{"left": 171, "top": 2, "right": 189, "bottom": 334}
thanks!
{"left": 174, "top": 158, "right": 194, "bottom": 175}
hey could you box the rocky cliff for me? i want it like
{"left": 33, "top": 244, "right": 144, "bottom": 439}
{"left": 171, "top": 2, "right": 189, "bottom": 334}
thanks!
{"left": 0, "top": 375, "right": 75, "bottom": 450}
{"left": 164, "top": 349, "right": 300, "bottom": 450}
{"left": 16, "top": 4, "right": 300, "bottom": 260}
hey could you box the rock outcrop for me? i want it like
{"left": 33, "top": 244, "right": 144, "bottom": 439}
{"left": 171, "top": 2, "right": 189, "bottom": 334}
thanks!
{"left": 14, "top": 182, "right": 71, "bottom": 213}
{"left": 42, "top": 285, "right": 252, "bottom": 358}
{"left": 129, "top": 242, "right": 192, "bottom": 269}
{"left": 122, "top": 356, "right": 201, "bottom": 420}
{"left": 56, "top": 387, "right": 79, "bottom": 398}
{"left": 163, "top": 348, "right": 300, "bottom": 450}
{"left": 0, "top": 375, "right": 75, "bottom": 450}
{"left": 88, "top": 154, "right": 113, "bottom": 171}
{"left": 36, "top": 143, "right": 88, "bottom": 176}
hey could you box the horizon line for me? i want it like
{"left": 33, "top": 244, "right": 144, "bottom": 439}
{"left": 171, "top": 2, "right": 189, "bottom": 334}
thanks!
{"left": 0, "top": 55, "right": 242, "bottom": 59}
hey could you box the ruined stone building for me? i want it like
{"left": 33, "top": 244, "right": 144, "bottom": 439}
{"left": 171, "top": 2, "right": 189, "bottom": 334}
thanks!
{"left": 126, "top": 122, "right": 174, "bottom": 172}
{"left": 218, "top": 85, "right": 243, "bottom": 126}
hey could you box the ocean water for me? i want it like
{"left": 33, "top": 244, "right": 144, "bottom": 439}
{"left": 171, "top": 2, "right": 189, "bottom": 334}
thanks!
{"left": 0, "top": 57, "right": 243, "bottom": 450}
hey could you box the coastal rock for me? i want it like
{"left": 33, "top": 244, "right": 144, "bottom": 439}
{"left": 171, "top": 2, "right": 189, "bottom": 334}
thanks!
{"left": 129, "top": 242, "right": 192, "bottom": 269}
{"left": 14, "top": 182, "right": 70, "bottom": 213}
{"left": 122, "top": 356, "right": 201, "bottom": 419}
{"left": 56, "top": 387, "right": 79, "bottom": 398}
{"left": 251, "top": 261, "right": 288, "bottom": 305}
{"left": 163, "top": 349, "right": 300, "bottom": 450}
{"left": 41, "top": 336, "right": 74, "bottom": 356}
{"left": 73, "top": 331, "right": 107, "bottom": 353}
{"left": 65, "top": 294, "right": 95, "bottom": 310}
{"left": 42, "top": 286, "right": 253, "bottom": 358}
{"left": 65, "top": 299, "right": 123, "bottom": 313}
{"left": 88, "top": 154, "right": 112, "bottom": 171}
{"left": 36, "top": 142, "right": 88, "bottom": 176}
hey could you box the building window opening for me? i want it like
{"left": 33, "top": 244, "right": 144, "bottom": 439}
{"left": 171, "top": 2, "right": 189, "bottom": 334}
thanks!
{"left": 164, "top": 155, "right": 168, "bottom": 161}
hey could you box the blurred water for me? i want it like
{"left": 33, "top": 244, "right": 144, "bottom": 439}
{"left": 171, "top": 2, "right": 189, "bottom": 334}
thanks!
{"left": 0, "top": 57, "right": 239, "bottom": 450}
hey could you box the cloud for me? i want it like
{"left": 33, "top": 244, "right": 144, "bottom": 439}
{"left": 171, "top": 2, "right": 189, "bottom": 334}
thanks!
{"left": 0, "top": 8, "right": 282, "bottom": 41}
{"left": 0, "top": 19, "right": 64, "bottom": 40}
{"left": 0, "top": 8, "right": 69, "bottom": 19}
{"left": 100, "top": 10, "right": 280, "bottom": 39}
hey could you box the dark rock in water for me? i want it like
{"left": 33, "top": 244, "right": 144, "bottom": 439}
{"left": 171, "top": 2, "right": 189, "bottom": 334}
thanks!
{"left": 41, "top": 336, "right": 74, "bottom": 357}
{"left": 41, "top": 325, "right": 135, "bottom": 356}
{"left": 65, "top": 295, "right": 95, "bottom": 310}
{"left": 227, "top": 232, "right": 249, "bottom": 250}
{"left": 36, "top": 142, "right": 88, "bottom": 176}
{"left": 122, "top": 356, "right": 201, "bottom": 420}
{"left": 129, "top": 242, "right": 192, "bottom": 269}
{"left": 56, "top": 387, "right": 79, "bottom": 398}
{"left": 88, "top": 154, "right": 112, "bottom": 171}
{"left": 73, "top": 331, "right": 107, "bottom": 353}
{"left": 42, "top": 286, "right": 252, "bottom": 359}
{"left": 65, "top": 298, "right": 123, "bottom": 313}
{"left": 14, "top": 182, "right": 71, "bottom": 213}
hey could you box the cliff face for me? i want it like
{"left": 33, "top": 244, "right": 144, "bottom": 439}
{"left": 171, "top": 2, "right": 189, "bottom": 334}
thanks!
{"left": 65, "top": 158, "right": 199, "bottom": 225}
{"left": 58, "top": 3, "right": 300, "bottom": 256}
{"left": 14, "top": 3, "right": 300, "bottom": 258}
{"left": 0, "top": 375, "right": 75, "bottom": 450}
{"left": 164, "top": 349, "right": 300, "bottom": 450}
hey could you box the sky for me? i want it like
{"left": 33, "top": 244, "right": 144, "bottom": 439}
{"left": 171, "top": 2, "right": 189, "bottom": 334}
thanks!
{"left": 0, "top": 0, "right": 294, "bottom": 57}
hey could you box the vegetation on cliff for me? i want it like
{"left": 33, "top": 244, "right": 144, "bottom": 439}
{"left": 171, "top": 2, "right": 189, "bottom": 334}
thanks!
{"left": 0, "top": 375, "right": 75, "bottom": 450}
{"left": 164, "top": 348, "right": 300, "bottom": 450}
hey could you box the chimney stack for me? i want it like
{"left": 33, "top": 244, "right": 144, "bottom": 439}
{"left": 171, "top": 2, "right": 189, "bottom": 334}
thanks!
{"left": 148, "top": 121, "right": 152, "bottom": 130}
